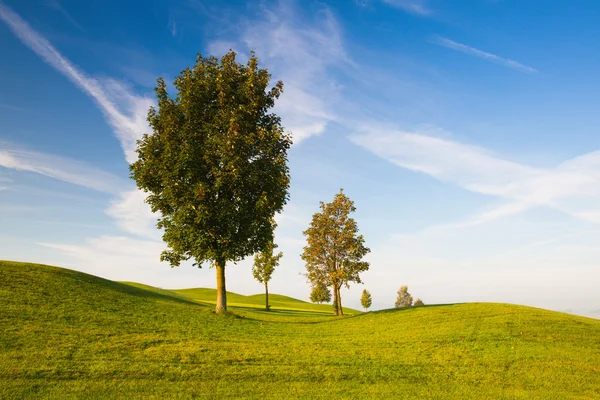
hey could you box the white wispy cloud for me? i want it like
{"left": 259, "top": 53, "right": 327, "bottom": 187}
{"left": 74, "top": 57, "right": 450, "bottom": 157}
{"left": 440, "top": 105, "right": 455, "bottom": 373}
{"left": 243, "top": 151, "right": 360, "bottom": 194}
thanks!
{"left": 0, "top": 102, "right": 28, "bottom": 112}
{"left": 0, "top": 142, "right": 126, "bottom": 194}
{"left": 0, "top": 3, "right": 159, "bottom": 242}
{"left": 45, "top": 0, "right": 84, "bottom": 32}
{"left": 431, "top": 36, "right": 537, "bottom": 73}
{"left": 382, "top": 0, "right": 431, "bottom": 15}
{"left": 0, "top": 2, "right": 154, "bottom": 164}
{"left": 105, "top": 190, "right": 160, "bottom": 239}
{"left": 208, "top": 2, "right": 348, "bottom": 143}
{"left": 351, "top": 128, "right": 600, "bottom": 227}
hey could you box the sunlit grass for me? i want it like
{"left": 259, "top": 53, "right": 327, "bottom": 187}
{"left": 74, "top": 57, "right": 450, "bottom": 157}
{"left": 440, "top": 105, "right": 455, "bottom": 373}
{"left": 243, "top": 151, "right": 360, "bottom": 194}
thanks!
{"left": 1, "top": 260, "right": 599, "bottom": 399}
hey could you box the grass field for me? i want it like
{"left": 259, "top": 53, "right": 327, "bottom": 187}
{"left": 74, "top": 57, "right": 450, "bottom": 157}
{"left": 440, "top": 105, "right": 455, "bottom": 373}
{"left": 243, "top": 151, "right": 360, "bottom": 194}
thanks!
{"left": 1, "top": 260, "right": 600, "bottom": 399}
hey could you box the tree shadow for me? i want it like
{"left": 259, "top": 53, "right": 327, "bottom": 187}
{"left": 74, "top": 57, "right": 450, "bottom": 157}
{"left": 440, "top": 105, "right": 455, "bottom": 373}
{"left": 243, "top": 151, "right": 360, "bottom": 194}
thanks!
{"left": 369, "top": 303, "right": 462, "bottom": 315}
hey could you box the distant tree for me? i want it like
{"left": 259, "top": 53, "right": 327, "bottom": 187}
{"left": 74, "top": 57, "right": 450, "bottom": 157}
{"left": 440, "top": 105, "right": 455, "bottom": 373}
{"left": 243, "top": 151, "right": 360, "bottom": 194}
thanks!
{"left": 395, "top": 285, "right": 413, "bottom": 308}
{"left": 302, "top": 189, "right": 370, "bottom": 316}
{"left": 414, "top": 298, "right": 424, "bottom": 307}
{"left": 130, "top": 51, "right": 292, "bottom": 313}
{"left": 360, "top": 289, "right": 372, "bottom": 312}
{"left": 310, "top": 282, "right": 332, "bottom": 304}
{"left": 252, "top": 242, "right": 282, "bottom": 311}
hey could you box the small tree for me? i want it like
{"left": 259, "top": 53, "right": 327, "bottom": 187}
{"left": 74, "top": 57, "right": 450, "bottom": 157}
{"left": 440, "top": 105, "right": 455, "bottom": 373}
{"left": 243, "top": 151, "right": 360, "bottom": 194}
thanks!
{"left": 395, "top": 285, "right": 413, "bottom": 308}
{"left": 360, "top": 289, "right": 372, "bottom": 312}
{"left": 414, "top": 298, "right": 424, "bottom": 306}
{"left": 252, "top": 242, "right": 282, "bottom": 311}
{"left": 302, "top": 189, "right": 370, "bottom": 316}
{"left": 130, "top": 51, "right": 292, "bottom": 313}
{"left": 310, "top": 283, "right": 331, "bottom": 304}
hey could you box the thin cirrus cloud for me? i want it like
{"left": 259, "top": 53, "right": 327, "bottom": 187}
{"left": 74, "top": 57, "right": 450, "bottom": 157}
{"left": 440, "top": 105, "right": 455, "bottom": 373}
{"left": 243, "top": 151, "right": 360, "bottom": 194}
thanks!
{"left": 0, "top": 102, "right": 29, "bottom": 112}
{"left": 351, "top": 129, "right": 600, "bottom": 227}
{"left": 0, "top": 3, "right": 159, "bottom": 241}
{"left": 208, "top": 2, "right": 348, "bottom": 143}
{"left": 45, "top": 0, "right": 84, "bottom": 32}
{"left": 381, "top": 0, "right": 431, "bottom": 16}
{"left": 431, "top": 36, "right": 537, "bottom": 73}
{"left": 0, "top": 142, "right": 127, "bottom": 194}
{"left": 0, "top": 2, "right": 154, "bottom": 165}
{"left": 105, "top": 190, "right": 162, "bottom": 240}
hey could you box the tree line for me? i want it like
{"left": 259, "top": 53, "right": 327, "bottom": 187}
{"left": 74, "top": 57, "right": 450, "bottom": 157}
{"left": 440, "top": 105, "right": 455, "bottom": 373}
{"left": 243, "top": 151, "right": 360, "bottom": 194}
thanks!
{"left": 131, "top": 50, "right": 423, "bottom": 315}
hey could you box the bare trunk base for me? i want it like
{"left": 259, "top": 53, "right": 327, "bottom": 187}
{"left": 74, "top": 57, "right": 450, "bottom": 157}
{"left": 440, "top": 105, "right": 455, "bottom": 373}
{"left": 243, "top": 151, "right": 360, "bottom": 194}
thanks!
{"left": 215, "top": 261, "right": 227, "bottom": 313}
{"left": 265, "top": 283, "right": 270, "bottom": 311}
{"left": 336, "top": 286, "right": 344, "bottom": 316}
{"left": 332, "top": 286, "right": 339, "bottom": 316}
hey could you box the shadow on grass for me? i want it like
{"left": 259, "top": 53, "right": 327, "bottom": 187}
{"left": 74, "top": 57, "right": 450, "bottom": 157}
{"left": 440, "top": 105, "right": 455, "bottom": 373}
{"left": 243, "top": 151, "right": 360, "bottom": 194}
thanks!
{"left": 103, "top": 281, "right": 205, "bottom": 307}
{"left": 367, "top": 303, "right": 462, "bottom": 315}
{"left": 226, "top": 304, "right": 370, "bottom": 324}
{"left": 233, "top": 305, "right": 332, "bottom": 315}
{"left": 4, "top": 260, "right": 206, "bottom": 308}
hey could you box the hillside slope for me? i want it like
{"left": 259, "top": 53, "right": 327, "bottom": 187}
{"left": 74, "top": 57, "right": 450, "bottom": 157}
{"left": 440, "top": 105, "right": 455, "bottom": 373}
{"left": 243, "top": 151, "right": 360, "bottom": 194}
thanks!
{"left": 1, "top": 260, "right": 600, "bottom": 399}
{"left": 170, "top": 287, "right": 358, "bottom": 315}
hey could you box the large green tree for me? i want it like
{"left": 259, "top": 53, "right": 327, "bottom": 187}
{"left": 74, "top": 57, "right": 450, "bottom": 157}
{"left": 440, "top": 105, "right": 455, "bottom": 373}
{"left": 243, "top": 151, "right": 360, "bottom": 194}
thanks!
{"left": 130, "top": 51, "right": 292, "bottom": 313}
{"left": 252, "top": 242, "right": 282, "bottom": 311}
{"left": 302, "top": 189, "right": 370, "bottom": 316}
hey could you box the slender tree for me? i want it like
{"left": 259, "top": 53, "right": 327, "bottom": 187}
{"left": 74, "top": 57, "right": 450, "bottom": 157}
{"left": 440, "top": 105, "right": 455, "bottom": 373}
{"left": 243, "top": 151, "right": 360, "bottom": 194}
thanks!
{"left": 130, "top": 51, "right": 292, "bottom": 313}
{"left": 414, "top": 298, "right": 425, "bottom": 306}
{"left": 309, "top": 282, "right": 332, "bottom": 304}
{"left": 395, "top": 285, "right": 413, "bottom": 308}
{"left": 360, "top": 289, "right": 372, "bottom": 312}
{"left": 252, "top": 242, "right": 282, "bottom": 311}
{"left": 302, "top": 189, "right": 370, "bottom": 316}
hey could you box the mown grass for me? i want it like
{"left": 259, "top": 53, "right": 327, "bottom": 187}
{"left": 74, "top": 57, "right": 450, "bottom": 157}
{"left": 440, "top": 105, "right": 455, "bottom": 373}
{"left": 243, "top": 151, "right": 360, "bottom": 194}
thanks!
{"left": 1, "top": 260, "right": 599, "bottom": 399}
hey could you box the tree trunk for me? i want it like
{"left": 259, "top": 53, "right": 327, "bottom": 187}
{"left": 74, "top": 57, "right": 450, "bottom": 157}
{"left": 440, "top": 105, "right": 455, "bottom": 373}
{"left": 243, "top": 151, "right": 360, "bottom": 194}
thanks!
{"left": 336, "top": 286, "right": 344, "bottom": 316}
{"left": 215, "top": 260, "right": 227, "bottom": 313}
{"left": 265, "top": 283, "right": 269, "bottom": 311}
{"left": 332, "top": 286, "right": 339, "bottom": 316}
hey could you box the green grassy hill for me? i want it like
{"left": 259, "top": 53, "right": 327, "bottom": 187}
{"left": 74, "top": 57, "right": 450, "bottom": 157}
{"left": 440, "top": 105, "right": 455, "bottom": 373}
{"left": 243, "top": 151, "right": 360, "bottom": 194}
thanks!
{"left": 1, "top": 260, "right": 600, "bottom": 399}
{"left": 169, "top": 287, "right": 358, "bottom": 316}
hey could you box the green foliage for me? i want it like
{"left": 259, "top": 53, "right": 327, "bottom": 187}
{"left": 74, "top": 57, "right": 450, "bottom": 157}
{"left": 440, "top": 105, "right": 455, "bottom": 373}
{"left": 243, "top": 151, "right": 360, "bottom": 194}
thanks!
{"left": 130, "top": 50, "right": 292, "bottom": 312}
{"left": 395, "top": 285, "right": 413, "bottom": 308}
{"left": 414, "top": 298, "right": 425, "bottom": 307}
{"left": 252, "top": 241, "right": 282, "bottom": 310}
{"left": 309, "top": 282, "right": 332, "bottom": 304}
{"left": 360, "top": 289, "right": 372, "bottom": 311}
{"left": 302, "top": 189, "right": 370, "bottom": 315}
{"left": 252, "top": 242, "right": 282, "bottom": 286}
{"left": 3, "top": 260, "right": 600, "bottom": 399}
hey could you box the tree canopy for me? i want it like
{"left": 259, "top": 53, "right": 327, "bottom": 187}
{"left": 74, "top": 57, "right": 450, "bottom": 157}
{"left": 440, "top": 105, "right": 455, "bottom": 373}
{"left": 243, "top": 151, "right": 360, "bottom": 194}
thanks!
{"left": 252, "top": 241, "right": 282, "bottom": 310}
{"left": 309, "top": 282, "right": 332, "bottom": 304}
{"left": 395, "top": 285, "right": 413, "bottom": 308}
{"left": 130, "top": 50, "right": 292, "bottom": 313}
{"left": 360, "top": 289, "right": 372, "bottom": 312}
{"left": 302, "top": 189, "right": 370, "bottom": 316}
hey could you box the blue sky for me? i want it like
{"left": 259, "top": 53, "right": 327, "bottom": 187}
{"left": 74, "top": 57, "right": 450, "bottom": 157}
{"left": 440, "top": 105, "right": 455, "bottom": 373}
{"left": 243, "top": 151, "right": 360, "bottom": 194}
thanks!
{"left": 2, "top": 0, "right": 600, "bottom": 318}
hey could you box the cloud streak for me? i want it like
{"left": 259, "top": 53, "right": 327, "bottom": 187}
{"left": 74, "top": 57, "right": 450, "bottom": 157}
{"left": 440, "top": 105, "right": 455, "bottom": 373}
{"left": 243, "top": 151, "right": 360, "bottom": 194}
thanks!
{"left": 46, "top": 0, "right": 84, "bottom": 32}
{"left": 382, "top": 0, "right": 431, "bottom": 16}
{"left": 0, "top": 102, "right": 28, "bottom": 112}
{"left": 432, "top": 36, "right": 537, "bottom": 73}
{"left": 105, "top": 190, "right": 160, "bottom": 239}
{"left": 0, "top": 2, "right": 154, "bottom": 164}
{"left": 0, "top": 3, "right": 159, "bottom": 241}
{"left": 0, "top": 142, "right": 126, "bottom": 194}
{"left": 208, "top": 2, "right": 348, "bottom": 143}
{"left": 351, "top": 129, "right": 600, "bottom": 227}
